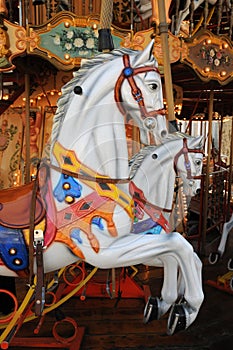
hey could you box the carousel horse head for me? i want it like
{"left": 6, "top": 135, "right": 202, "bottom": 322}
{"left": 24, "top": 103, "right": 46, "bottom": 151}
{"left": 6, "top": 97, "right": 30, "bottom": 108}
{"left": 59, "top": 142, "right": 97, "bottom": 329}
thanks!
{"left": 51, "top": 41, "right": 168, "bottom": 181}
{"left": 171, "top": 132, "right": 203, "bottom": 196}
{"left": 129, "top": 133, "right": 203, "bottom": 214}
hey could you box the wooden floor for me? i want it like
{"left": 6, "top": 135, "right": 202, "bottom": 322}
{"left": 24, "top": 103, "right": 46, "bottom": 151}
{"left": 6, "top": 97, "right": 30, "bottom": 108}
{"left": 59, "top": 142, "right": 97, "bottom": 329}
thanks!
{"left": 1, "top": 233, "right": 233, "bottom": 350}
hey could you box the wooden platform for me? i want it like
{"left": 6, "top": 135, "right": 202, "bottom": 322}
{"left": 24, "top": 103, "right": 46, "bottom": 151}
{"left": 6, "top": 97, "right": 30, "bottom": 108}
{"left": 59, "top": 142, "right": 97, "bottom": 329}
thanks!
{"left": 1, "top": 232, "right": 233, "bottom": 350}
{"left": 0, "top": 263, "right": 232, "bottom": 350}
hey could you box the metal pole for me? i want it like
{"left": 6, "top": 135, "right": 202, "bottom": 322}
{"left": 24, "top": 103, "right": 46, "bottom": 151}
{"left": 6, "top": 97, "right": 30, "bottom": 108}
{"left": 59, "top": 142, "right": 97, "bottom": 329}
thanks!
{"left": 24, "top": 0, "right": 31, "bottom": 183}
{"left": 201, "top": 90, "right": 214, "bottom": 256}
{"left": 226, "top": 115, "right": 233, "bottom": 220}
{"left": 24, "top": 72, "right": 31, "bottom": 184}
{"left": 156, "top": 0, "right": 176, "bottom": 127}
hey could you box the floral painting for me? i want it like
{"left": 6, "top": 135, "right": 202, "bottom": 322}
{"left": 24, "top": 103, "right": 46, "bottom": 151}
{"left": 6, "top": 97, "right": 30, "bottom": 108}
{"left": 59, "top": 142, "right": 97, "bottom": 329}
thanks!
{"left": 39, "top": 23, "right": 123, "bottom": 62}
{"left": 199, "top": 45, "right": 231, "bottom": 70}
{"left": 52, "top": 27, "right": 98, "bottom": 57}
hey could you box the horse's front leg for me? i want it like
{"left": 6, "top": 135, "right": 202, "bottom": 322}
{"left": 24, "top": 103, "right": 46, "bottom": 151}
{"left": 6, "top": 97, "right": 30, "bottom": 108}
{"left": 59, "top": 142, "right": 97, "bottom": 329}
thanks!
{"left": 143, "top": 255, "right": 179, "bottom": 323}
{"left": 167, "top": 235, "right": 204, "bottom": 335}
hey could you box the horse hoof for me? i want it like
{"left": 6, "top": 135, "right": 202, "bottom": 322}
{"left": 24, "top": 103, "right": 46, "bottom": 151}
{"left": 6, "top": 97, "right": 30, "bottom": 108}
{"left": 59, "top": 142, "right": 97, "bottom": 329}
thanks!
{"left": 227, "top": 258, "right": 233, "bottom": 271}
{"left": 208, "top": 252, "right": 220, "bottom": 265}
{"left": 167, "top": 304, "right": 186, "bottom": 335}
{"left": 143, "top": 296, "right": 160, "bottom": 324}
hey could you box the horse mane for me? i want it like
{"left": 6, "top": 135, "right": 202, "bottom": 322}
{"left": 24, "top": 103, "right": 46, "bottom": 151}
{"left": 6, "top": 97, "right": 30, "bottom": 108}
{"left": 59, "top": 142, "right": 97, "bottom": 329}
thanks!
{"left": 51, "top": 47, "right": 140, "bottom": 147}
{"left": 129, "top": 146, "right": 156, "bottom": 178}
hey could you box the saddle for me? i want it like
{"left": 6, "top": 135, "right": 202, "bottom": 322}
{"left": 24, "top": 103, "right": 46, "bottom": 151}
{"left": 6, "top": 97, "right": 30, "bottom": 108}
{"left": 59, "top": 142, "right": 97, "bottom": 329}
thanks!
{"left": 0, "top": 181, "right": 45, "bottom": 229}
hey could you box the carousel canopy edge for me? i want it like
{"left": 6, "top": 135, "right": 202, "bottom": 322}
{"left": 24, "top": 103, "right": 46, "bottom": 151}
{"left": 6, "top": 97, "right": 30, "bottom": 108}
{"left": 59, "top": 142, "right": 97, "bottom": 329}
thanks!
{"left": 0, "top": 11, "right": 187, "bottom": 72}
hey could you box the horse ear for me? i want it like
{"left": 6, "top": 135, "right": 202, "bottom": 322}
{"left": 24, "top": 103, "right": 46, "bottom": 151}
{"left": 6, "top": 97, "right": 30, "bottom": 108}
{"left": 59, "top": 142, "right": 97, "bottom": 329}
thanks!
{"left": 195, "top": 135, "right": 203, "bottom": 148}
{"left": 189, "top": 135, "right": 204, "bottom": 149}
{"left": 133, "top": 40, "right": 157, "bottom": 67}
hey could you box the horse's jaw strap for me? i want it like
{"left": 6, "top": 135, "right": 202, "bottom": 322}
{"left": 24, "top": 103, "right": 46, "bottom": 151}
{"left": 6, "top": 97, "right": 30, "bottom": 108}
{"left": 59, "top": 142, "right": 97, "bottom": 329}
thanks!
{"left": 174, "top": 138, "right": 203, "bottom": 180}
{"left": 114, "top": 54, "right": 166, "bottom": 120}
{"left": 129, "top": 181, "right": 171, "bottom": 233}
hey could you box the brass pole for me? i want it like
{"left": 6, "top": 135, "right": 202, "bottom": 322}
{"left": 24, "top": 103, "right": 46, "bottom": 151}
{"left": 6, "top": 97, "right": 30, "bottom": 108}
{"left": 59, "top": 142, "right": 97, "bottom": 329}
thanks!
{"left": 201, "top": 90, "right": 214, "bottom": 256}
{"left": 226, "top": 115, "right": 233, "bottom": 220}
{"left": 24, "top": 72, "right": 31, "bottom": 184}
{"left": 24, "top": 1, "right": 31, "bottom": 184}
{"left": 157, "top": 0, "right": 175, "bottom": 123}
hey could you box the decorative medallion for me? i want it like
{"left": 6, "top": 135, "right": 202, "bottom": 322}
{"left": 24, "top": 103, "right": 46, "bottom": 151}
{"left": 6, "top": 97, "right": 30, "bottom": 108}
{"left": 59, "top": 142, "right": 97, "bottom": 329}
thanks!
{"left": 122, "top": 29, "right": 185, "bottom": 68}
{"left": 181, "top": 29, "right": 233, "bottom": 85}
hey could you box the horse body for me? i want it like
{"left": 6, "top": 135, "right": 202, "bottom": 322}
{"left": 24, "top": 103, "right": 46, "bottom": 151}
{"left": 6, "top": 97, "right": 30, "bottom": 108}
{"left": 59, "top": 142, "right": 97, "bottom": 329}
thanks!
{"left": 0, "top": 42, "right": 204, "bottom": 334}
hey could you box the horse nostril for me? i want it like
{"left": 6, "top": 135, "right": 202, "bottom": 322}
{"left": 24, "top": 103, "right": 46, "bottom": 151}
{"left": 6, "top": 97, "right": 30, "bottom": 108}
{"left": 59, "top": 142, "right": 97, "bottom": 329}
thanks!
{"left": 160, "top": 130, "right": 168, "bottom": 138}
{"left": 196, "top": 188, "right": 201, "bottom": 195}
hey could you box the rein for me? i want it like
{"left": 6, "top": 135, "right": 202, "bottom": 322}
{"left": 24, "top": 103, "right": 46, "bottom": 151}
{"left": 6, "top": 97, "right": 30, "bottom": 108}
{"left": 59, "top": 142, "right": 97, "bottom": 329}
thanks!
{"left": 174, "top": 138, "right": 203, "bottom": 179}
{"left": 46, "top": 160, "right": 130, "bottom": 184}
{"left": 114, "top": 54, "right": 166, "bottom": 119}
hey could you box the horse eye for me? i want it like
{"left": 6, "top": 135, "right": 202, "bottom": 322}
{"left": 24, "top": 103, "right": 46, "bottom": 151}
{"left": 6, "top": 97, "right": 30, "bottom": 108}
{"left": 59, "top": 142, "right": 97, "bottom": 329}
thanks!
{"left": 152, "top": 153, "right": 158, "bottom": 159}
{"left": 149, "top": 83, "right": 158, "bottom": 91}
{"left": 195, "top": 160, "right": 202, "bottom": 166}
{"left": 74, "top": 86, "right": 83, "bottom": 95}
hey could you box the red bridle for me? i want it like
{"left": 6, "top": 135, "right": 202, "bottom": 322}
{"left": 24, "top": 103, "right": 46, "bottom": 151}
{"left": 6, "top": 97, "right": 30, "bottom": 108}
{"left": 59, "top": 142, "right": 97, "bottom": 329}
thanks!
{"left": 114, "top": 54, "right": 166, "bottom": 119}
{"left": 174, "top": 138, "right": 203, "bottom": 180}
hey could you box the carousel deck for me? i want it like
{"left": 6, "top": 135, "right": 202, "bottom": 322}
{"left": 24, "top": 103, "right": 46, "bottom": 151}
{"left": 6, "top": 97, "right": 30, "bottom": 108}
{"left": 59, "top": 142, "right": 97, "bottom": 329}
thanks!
{"left": 1, "top": 232, "right": 233, "bottom": 350}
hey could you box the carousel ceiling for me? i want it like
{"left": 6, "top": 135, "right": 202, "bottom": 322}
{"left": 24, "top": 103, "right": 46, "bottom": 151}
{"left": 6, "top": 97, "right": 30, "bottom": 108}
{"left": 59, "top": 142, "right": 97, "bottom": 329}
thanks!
{"left": 0, "top": 0, "right": 232, "bottom": 118}
{"left": 171, "top": 61, "right": 233, "bottom": 118}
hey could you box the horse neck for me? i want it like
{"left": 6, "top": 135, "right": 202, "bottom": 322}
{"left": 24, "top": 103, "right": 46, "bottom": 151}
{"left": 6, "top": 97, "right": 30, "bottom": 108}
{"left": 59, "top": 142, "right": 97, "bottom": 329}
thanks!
{"left": 132, "top": 150, "right": 176, "bottom": 211}
{"left": 52, "top": 68, "right": 129, "bottom": 180}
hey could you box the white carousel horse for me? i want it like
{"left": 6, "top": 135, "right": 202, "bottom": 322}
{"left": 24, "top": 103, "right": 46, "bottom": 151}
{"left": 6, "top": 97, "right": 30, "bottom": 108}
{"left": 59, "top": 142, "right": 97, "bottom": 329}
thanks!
{"left": 209, "top": 212, "right": 233, "bottom": 270}
{"left": 172, "top": 0, "right": 232, "bottom": 35}
{"left": 137, "top": 132, "right": 204, "bottom": 334}
{"left": 134, "top": 0, "right": 153, "bottom": 22}
{"left": 134, "top": 0, "right": 172, "bottom": 24}
{"left": 0, "top": 43, "right": 203, "bottom": 335}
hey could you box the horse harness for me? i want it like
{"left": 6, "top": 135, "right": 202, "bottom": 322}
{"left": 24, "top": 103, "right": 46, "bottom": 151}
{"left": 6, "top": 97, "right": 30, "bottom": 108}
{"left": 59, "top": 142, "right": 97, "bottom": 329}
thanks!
{"left": 114, "top": 54, "right": 166, "bottom": 120}
{"left": 174, "top": 138, "right": 203, "bottom": 180}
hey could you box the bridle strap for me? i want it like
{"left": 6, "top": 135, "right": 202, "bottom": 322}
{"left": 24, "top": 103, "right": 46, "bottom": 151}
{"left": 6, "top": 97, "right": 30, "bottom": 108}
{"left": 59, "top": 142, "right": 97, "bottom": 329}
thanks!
{"left": 174, "top": 138, "right": 203, "bottom": 179}
{"left": 45, "top": 160, "right": 130, "bottom": 184}
{"left": 114, "top": 54, "right": 166, "bottom": 119}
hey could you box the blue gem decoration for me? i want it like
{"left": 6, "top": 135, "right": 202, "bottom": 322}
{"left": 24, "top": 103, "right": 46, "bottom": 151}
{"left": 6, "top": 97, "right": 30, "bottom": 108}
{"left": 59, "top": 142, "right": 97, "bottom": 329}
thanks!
{"left": 123, "top": 67, "right": 134, "bottom": 77}
{"left": 53, "top": 174, "right": 82, "bottom": 202}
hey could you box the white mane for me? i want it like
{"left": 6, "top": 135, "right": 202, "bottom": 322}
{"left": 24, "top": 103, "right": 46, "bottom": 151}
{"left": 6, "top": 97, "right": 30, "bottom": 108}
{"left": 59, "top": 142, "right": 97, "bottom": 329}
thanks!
{"left": 129, "top": 146, "right": 156, "bottom": 178}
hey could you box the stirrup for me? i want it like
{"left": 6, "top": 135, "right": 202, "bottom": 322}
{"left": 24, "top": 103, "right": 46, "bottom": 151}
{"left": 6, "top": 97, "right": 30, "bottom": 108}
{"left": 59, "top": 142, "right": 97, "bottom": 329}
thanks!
{"left": 208, "top": 251, "right": 221, "bottom": 265}
{"left": 167, "top": 304, "right": 186, "bottom": 335}
{"left": 228, "top": 258, "right": 233, "bottom": 271}
{"left": 143, "top": 296, "right": 159, "bottom": 324}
